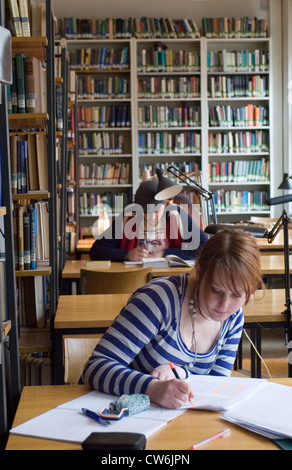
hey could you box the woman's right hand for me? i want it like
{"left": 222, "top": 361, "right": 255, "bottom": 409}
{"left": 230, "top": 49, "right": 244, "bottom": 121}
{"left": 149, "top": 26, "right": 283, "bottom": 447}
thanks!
{"left": 146, "top": 378, "right": 194, "bottom": 409}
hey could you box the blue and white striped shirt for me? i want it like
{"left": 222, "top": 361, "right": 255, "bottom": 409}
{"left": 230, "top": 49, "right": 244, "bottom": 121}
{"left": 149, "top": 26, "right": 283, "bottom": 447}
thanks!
{"left": 82, "top": 274, "right": 244, "bottom": 396}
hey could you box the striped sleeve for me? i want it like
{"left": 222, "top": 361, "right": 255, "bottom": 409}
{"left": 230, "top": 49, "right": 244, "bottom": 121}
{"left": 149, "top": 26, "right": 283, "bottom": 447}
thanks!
{"left": 81, "top": 277, "right": 183, "bottom": 395}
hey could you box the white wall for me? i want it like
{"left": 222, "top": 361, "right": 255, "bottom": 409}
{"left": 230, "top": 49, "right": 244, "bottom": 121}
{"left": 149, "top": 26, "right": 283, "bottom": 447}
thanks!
{"left": 52, "top": 0, "right": 268, "bottom": 26}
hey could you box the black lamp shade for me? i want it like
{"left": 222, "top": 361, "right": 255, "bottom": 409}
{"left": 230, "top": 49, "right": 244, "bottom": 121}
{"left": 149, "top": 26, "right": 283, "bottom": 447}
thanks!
{"left": 278, "top": 173, "right": 292, "bottom": 190}
{"left": 154, "top": 168, "right": 183, "bottom": 200}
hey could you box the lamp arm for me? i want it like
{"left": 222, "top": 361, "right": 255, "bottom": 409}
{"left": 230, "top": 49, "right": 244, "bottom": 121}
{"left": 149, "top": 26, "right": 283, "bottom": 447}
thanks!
{"left": 265, "top": 214, "right": 285, "bottom": 243}
{"left": 167, "top": 165, "right": 213, "bottom": 201}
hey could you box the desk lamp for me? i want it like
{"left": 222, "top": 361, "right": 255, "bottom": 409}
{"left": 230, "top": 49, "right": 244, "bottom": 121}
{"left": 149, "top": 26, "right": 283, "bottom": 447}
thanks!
{"left": 155, "top": 165, "right": 218, "bottom": 225}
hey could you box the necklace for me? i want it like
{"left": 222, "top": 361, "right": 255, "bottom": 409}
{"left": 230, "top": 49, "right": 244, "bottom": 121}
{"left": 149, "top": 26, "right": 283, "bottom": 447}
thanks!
{"left": 188, "top": 297, "right": 224, "bottom": 370}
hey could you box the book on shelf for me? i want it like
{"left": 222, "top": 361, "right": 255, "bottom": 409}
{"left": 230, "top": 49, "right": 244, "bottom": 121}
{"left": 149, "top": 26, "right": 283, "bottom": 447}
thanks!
{"left": 208, "top": 130, "right": 269, "bottom": 154}
{"left": 207, "top": 49, "right": 269, "bottom": 74}
{"left": 21, "top": 275, "right": 46, "bottom": 327}
{"left": 24, "top": 56, "right": 47, "bottom": 114}
{"left": 18, "top": 0, "right": 31, "bottom": 37}
{"left": 137, "top": 76, "right": 200, "bottom": 100}
{"left": 208, "top": 104, "right": 269, "bottom": 128}
{"left": 6, "top": 0, "right": 22, "bottom": 37}
{"left": 6, "top": 0, "right": 46, "bottom": 37}
{"left": 202, "top": 16, "right": 268, "bottom": 38}
{"left": 207, "top": 75, "right": 269, "bottom": 99}
{"left": 9, "top": 133, "right": 48, "bottom": 193}
{"left": 77, "top": 104, "right": 131, "bottom": 129}
{"left": 13, "top": 201, "right": 48, "bottom": 270}
{"left": 208, "top": 158, "right": 270, "bottom": 184}
{"left": 79, "top": 161, "right": 130, "bottom": 187}
{"left": 8, "top": 55, "right": 47, "bottom": 114}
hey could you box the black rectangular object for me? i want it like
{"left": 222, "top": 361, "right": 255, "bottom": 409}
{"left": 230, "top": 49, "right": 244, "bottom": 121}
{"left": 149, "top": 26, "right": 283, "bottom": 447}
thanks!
{"left": 82, "top": 432, "right": 146, "bottom": 450}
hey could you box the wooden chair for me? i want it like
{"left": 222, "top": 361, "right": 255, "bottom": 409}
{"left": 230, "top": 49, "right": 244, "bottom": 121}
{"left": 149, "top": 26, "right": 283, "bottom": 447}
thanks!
{"left": 80, "top": 267, "right": 152, "bottom": 294}
{"left": 63, "top": 335, "right": 101, "bottom": 384}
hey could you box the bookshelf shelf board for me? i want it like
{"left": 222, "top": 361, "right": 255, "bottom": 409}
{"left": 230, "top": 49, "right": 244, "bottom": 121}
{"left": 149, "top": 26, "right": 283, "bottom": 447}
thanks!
{"left": 72, "top": 69, "right": 131, "bottom": 74}
{"left": 8, "top": 113, "right": 49, "bottom": 129}
{"left": 16, "top": 266, "right": 52, "bottom": 277}
{"left": 0, "top": 207, "right": 7, "bottom": 217}
{"left": 12, "top": 37, "right": 48, "bottom": 61}
{"left": 2, "top": 321, "right": 11, "bottom": 338}
{"left": 12, "top": 191, "right": 50, "bottom": 201}
{"left": 19, "top": 327, "right": 51, "bottom": 353}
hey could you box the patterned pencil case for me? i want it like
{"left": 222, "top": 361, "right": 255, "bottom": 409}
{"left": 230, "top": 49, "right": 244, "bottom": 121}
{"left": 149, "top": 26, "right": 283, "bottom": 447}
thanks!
{"left": 100, "top": 393, "right": 150, "bottom": 420}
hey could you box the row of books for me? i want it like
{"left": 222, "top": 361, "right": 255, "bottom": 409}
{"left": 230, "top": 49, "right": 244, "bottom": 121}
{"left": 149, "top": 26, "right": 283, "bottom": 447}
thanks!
{"left": 6, "top": 0, "right": 46, "bottom": 37}
{"left": 207, "top": 49, "right": 269, "bottom": 73}
{"left": 137, "top": 48, "right": 200, "bottom": 73}
{"left": 13, "top": 201, "right": 49, "bottom": 271}
{"left": 7, "top": 54, "right": 47, "bottom": 114}
{"left": 138, "top": 105, "right": 201, "bottom": 128}
{"left": 208, "top": 75, "right": 269, "bottom": 99}
{"left": 208, "top": 158, "right": 270, "bottom": 184}
{"left": 68, "top": 47, "right": 129, "bottom": 70}
{"left": 208, "top": 130, "right": 269, "bottom": 154}
{"left": 202, "top": 17, "right": 268, "bottom": 39}
{"left": 79, "top": 190, "right": 132, "bottom": 216}
{"left": 77, "top": 75, "right": 130, "bottom": 100}
{"left": 138, "top": 131, "right": 201, "bottom": 155}
{"left": 10, "top": 133, "right": 48, "bottom": 194}
{"left": 213, "top": 189, "right": 269, "bottom": 213}
{"left": 140, "top": 161, "right": 200, "bottom": 181}
{"left": 57, "top": 17, "right": 201, "bottom": 40}
{"left": 77, "top": 104, "right": 131, "bottom": 129}
{"left": 55, "top": 16, "right": 268, "bottom": 40}
{"left": 79, "top": 162, "right": 131, "bottom": 186}
{"left": 208, "top": 104, "right": 269, "bottom": 128}
{"left": 78, "top": 132, "right": 126, "bottom": 155}
{"left": 137, "top": 76, "right": 200, "bottom": 99}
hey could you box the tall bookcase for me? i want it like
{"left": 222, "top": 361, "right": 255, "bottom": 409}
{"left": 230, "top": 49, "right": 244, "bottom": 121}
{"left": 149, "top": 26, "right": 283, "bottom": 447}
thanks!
{"left": 61, "top": 7, "right": 281, "bottom": 237}
{"left": 0, "top": 16, "right": 20, "bottom": 449}
{"left": 5, "top": 0, "right": 58, "bottom": 384}
{"left": 67, "top": 38, "right": 134, "bottom": 237}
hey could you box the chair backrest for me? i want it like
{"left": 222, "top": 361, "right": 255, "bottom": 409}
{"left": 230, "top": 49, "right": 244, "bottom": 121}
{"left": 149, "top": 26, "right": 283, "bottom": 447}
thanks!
{"left": 80, "top": 267, "right": 152, "bottom": 294}
{"left": 63, "top": 335, "right": 101, "bottom": 384}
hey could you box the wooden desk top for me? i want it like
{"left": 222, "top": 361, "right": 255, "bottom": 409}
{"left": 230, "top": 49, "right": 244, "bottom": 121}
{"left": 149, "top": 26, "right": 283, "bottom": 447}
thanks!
{"left": 6, "top": 381, "right": 292, "bottom": 450}
{"left": 257, "top": 230, "right": 292, "bottom": 251}
{"left": 54, "top": 293, "right": 130, "bottom": 329}
{"left": 62, "top": 260, "right": 193, "bottom": 279}
{"left": 54, "top": 289, "right": 288, "bottom": 331}
{"left": 62, "top": 255, "right": 291, "bottom": 280}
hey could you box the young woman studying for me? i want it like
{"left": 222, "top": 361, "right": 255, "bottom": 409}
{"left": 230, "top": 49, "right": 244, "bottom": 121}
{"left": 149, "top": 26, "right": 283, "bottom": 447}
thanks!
{"left": 82, "top": 229, "right": 263, "bottom": 409}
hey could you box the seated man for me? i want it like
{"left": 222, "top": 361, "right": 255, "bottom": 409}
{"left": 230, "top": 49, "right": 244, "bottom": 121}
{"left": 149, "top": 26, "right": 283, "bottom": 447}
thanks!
{"left": 90, "top": 179, "right": 208, "bottom": 262}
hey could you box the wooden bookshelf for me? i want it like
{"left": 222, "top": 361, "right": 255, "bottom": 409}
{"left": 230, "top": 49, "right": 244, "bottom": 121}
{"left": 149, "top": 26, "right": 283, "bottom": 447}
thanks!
{"left": 11, "top": 37, "right": 48, "bottom": 61}
{"left": 8, "top": 113, "right": 49, "bottom": 130}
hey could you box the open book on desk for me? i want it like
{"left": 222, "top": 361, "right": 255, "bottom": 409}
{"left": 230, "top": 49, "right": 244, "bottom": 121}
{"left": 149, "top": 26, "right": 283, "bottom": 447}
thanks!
{"left": 124, "top": 255, "right": 194, "bottom": 268}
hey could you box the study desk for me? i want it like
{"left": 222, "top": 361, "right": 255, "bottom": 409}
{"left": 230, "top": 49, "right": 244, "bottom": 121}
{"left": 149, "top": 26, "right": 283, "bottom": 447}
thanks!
{"left": 6, "top": 380, "right": 292, "bottom": 450}
{"left": 53, "top": 293, "right": 130, "bottom": 384}
{"left": 61, "top": 260, "right": 194, "bottom": 294}
{"left": 61, "top": 255, "right": 292, "bottom": 294}
{"left": 53, "top": 289, "right": 290, "bottom": 384}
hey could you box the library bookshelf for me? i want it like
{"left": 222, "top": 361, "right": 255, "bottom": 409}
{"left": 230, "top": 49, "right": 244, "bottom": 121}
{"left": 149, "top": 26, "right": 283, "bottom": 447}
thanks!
{"left": 65, "top": 28, "right": 277, "bottom": 236}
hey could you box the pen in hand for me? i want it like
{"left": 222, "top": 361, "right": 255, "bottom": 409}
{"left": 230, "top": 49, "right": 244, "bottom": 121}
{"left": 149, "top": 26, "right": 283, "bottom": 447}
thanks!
{"left": 82, "top": 408, "right": 110, "bottom": 426}
{"left": 169, "top": 362, "right": 180, "bottom": 379}
{"left": 169, "top": 362, "right": 194, "bottom": 406}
